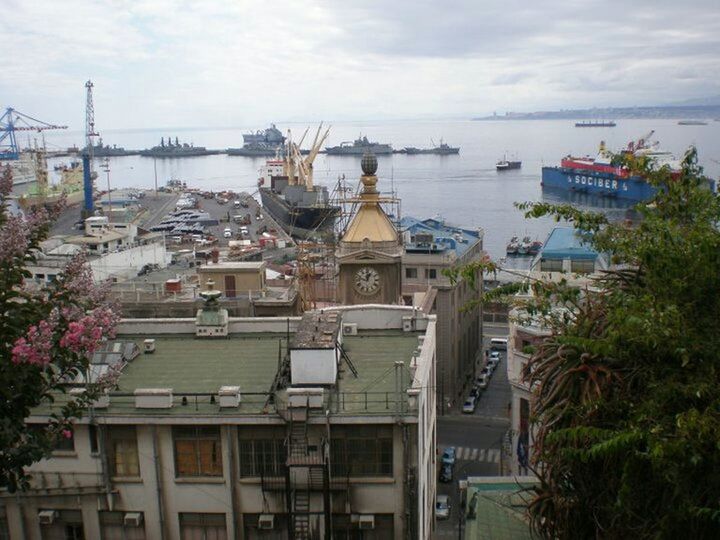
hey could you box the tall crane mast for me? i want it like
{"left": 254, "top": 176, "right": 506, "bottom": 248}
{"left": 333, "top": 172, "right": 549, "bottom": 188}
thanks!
{"left": 85, "top": 80, "right": 100, "bottom": 165}
{"left": 0, "top": 108, "right": 67, "bottom": 160}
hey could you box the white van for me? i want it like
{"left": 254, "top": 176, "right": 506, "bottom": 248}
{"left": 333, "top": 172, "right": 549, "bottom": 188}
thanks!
{"left": 490, "top": 337, "right": 508, "bottom": 351}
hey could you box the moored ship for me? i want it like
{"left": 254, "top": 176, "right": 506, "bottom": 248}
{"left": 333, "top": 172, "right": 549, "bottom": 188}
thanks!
{"left": 325, "top": 135, "right": 392, "bottom": 155}
{"left": 575, "top": 120, "right": 617, "bottom": 127}
{"left": 228, "top": 124, "right": 286, "bottom": 157}
{"left": 84, "top": 138, "right": 138, "bottom": 157}
{"left": 496, "top": 154, "right": 522, "bottom": 170}
{"left": 403, "top": 139, "right": 459, "bottom": 155}
{"left": 259, "top": 125, "right": 340, "bottom": 238}
{"left": 140, "top": 137, "right": 215, "bottom": 158}
{"left": 541, "top": 131, "right": 685, "bottom": 201}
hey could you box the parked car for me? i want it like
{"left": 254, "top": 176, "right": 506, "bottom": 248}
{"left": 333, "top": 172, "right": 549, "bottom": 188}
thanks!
{"left": 439, "top": 464, "right": 453, "bottom": 483}
{"left": 470, "top": 386, "right": 480, "bottom": 398}
{"left": 436, "top": 495, "right": 451, "bottom": 520}
{"left": 441, "top": 447, "right": 456, "bottom": 466}
{"left": 490, "top": 350, "right": 501, "bottom": 360}
{"left": 462, "top": 396, "right": 477, "bottom": 414}
{"left": 476, "top": 374, "right": 489, "bottom": 390}
{"left": 480, "top": 366, "right": 493, "bottom": 378}
{"left": 223, "top": 228, "right": 233, "bottom": 238}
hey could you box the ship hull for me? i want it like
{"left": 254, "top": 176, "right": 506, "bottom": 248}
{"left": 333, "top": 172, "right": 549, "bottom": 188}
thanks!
{"left": 259, "top": 188, "right": 339, "bottom": 238}
{"left": 541, "top": 166, "right": 655, "bottom": 201}
{"left": 325, "top": 145, "right": 393, "bottom": 155}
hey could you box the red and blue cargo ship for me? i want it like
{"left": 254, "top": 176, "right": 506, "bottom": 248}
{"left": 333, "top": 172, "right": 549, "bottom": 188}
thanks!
{"left": 541, "top": 131, "right": 682, "bottom": 201}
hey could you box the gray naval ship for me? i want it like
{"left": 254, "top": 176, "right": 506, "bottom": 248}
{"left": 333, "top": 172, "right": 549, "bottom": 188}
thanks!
{"left": 227, "top": 124, "right": 286, "bottom": 157}
{"left": 403, "top": 139, "right": 459, "bottom": 155}
{"left": 140, "top": 137, "right": 216, "bottom": 158}
{"left": 324, "top": 135, "right": 393, "bottom": 155}
{"left": 83, "top": 138, "right": 139, "bottom": 157}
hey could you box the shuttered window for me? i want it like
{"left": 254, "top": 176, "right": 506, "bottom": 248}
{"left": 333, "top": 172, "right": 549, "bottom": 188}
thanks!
{"left": 173, "top": 427, "right": 223, "bottom": 477}
{"left": 109, "top": 426, "right": 140, "bottom": 477}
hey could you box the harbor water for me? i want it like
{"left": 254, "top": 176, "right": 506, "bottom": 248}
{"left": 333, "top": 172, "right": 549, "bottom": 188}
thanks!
{"left": 41, "top": 119, "right": 720, "bottom": 261}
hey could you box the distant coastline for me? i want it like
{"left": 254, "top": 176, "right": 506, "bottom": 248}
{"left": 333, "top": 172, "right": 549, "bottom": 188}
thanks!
{"left": 473, "top": 104, "right": 720, "bottom": 121}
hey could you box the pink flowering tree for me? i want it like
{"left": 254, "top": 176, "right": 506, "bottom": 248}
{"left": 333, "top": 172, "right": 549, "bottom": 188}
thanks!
{"left": 0, "top": 166, "right": 119, "bottom": 491}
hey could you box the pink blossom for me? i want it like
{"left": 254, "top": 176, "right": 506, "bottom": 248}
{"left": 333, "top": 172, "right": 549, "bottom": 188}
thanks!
{"left": 11, "top": 319, "right": 56, "bottom": 366}
{"left": 0, "top": 214, "right": 30, "bottom": 265}
{"left": 61, "top": 429, "right": 72, "bottom": 439}
{"left": 0, "top": 165, "right": 12, "bottom": 197}
{"left": 59, "top": 307, "right": 119, "bottom": 357}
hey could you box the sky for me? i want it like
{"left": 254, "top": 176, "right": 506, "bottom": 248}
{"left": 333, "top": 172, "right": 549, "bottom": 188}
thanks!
{"left": 3, "top": 0, "right": 720, "bottom": 129}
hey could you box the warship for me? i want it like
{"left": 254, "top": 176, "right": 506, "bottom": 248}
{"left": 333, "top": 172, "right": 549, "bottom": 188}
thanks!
{"left": 325, "top": 135, "right": 392, "bottom": 155}
{"left": 140, "top": 137, "right": 216, "bottom": 158}
{"left": 403, "top": 139, "right": 459, "bottom": 155}
{"left": 227, "top": 124, "right": 286, "bottom": 157}
{"left": 84, "top": 138, "right": 138, "bottom": 157}
{"left": 258, "top": 125, "right": 340, "bottom": 238}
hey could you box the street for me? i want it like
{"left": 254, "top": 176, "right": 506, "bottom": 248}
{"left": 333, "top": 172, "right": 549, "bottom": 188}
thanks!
{"left": 435, "top": 331, "right": 511, "bottom": 538}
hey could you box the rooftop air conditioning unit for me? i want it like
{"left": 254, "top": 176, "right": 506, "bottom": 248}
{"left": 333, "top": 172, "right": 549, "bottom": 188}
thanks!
{"left": 258, "top": 514, "right": 275, "bottom": 530}
{"left": 342, "top": 323, "right": 358, "bottom": 336}
{"left": 358, "top": 515, "right": 375, "bottom": 530}
{"left": 38, "top": 510, "right": 58, "bottom": 525}
{"left": 143, "top": 339, "right": 156, "bottom": 354}
{"left": 123, "top": 513, "right": 143, "bottom": 527}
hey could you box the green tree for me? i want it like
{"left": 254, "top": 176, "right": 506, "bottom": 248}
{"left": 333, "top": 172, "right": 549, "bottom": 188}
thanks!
{"left": 0, "top": 166, "right": 119, "bottom": 492}
{"left": 453, "top": 149, "right": 720, "bottom": 538}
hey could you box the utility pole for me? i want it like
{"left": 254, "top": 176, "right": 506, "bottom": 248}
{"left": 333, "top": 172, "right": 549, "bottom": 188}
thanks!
{"left": 101, "top": 158, "right": 111, "bottom": 217}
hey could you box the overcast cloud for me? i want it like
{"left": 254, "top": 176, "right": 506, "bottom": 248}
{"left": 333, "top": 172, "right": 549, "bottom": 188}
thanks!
{"left": 3, "top": 0, "right": 719, "bottom": 129}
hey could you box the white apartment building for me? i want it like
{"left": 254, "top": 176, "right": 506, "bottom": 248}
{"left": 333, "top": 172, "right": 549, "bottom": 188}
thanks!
{"left": 1, "top": 304, "right": 437, "bottom": 540}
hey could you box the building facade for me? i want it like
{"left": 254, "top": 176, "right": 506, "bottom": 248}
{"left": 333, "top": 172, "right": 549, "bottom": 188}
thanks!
{"left": 1, "top": 305, "right": 436, "bottom": 540}
{"left": 401, "top": 217, "right": 485, "bottom": 410}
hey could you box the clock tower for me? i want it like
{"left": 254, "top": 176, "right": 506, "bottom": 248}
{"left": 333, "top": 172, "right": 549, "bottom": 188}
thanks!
{"left": 337, "top": 153, "right": 402, "bottom": 305}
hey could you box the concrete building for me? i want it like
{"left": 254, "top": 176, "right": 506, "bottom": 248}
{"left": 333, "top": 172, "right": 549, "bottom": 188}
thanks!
{"left": 1, "top": 303, "right": 437, "bottom": 539}
{"left": 508, "top": 227, "right": 605, "bottom": 475}
{"left": 197, "top": 261, "right": 267, "bottom": 298}
{"left": 401, "top": 217, "right": 484, "bottom": 410}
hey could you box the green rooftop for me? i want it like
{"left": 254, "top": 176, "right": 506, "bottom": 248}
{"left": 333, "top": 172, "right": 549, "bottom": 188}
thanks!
{"left": 31, "top": 330, "right": 424, "bottom": 419}
{"left": 463, "top": 479, "right": 538, "bottom": 540}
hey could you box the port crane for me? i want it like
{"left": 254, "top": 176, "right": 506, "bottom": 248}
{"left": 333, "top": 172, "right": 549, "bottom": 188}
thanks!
{"left": 0, "top": 108, "right": 67, "bottom": 160}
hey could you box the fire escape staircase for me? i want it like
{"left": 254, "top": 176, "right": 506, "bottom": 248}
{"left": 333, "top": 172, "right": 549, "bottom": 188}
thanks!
{"left": 286, "top": 406, "right": 333, "bottom": 540}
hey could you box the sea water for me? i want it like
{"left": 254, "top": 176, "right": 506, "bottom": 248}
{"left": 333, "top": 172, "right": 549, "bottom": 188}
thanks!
{"left": 42, "top": 119, "right": 720, "bottom": 260}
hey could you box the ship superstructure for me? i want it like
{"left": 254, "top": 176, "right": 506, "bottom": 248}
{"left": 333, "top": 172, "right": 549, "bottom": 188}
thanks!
{"left": 541, "top": 131, "right": 688, "bottom": 201}
{"left": 139, "top": 137, "right": 212, "bottom": 158}
{"left": 325, "top": 135, "right": 392, "bottom": 155}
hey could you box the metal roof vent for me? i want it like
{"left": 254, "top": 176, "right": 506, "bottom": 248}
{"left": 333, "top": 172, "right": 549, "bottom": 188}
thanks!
{"left": 144, "top": 339, "right": 156, "bottom": 354}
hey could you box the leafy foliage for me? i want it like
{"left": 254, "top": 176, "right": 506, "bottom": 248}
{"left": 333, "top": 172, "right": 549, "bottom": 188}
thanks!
{"left": 0, "top": 166, "right": 119, "bottom": 492}
{"left": 458, "top": 149, "right": 720, "bottom": 537}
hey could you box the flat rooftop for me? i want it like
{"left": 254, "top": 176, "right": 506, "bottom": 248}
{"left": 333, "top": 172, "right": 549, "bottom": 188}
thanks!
{"left": 401, "top": 216, "right": 481, "bottom": 257}
{"left": 463, "top": 477, "right": 538, "bottom": 540}
{"left": 541, "top": 227, "right": 597, "bottom": 260}
{"left": 37, "top": 330, "right": 422, "bottom": 418}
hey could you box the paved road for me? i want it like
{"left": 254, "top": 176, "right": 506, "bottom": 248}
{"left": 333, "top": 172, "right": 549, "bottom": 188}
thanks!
{"left": 434, "top": 334, "right": 511, "bottom": 538}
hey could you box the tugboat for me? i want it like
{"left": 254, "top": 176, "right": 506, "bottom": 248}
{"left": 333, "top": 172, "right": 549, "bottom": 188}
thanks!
{"left": 258, "top": 124, "right": 340, "bottom": 238}
{"left": 496, "top": 154, "right": 522, "bottom": 170}
{"left": 518, "top": 236, "right": 532, "bottom": 255}
{"left": 506, "top": 236, "right": 520, "bottom": 255}
{"left": 527, "top": 239, "right": 543, "bottom": 256}
{"left": 325, "top": 135, "right": 393, "bottom": 155}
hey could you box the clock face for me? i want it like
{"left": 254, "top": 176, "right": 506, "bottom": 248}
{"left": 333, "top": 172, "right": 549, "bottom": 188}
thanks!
{"left": 354, "top": 266, "right": 381, "bottom": 295}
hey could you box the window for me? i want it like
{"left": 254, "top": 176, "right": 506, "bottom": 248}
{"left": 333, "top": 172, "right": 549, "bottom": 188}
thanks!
{"left": 40, "top": 510, "right": 84, "bottom": 540}
{"left": 108, "top": 427, "right": 140, "bottom": 477}
{"left": 540, "top": 258, "right": 563, "bottom": 272}
{"left": 99, "top": 511, "right": 146, "bottom": 540}
{"left": 330, "top": 426, "right": 393, "bottom": 477}
{"left": 55, "top": 428, "right": 75, "bottom": 452}
{"left": 179, "top": 513, "right": 226, "bottom": 540}
{"left": 89, "top": 425, "right": 99, "bottom": 455}
{"left": 571, "top": 259, "right": 595, "bottom": 274}
{"left": 405, "top": 267, "right": 417, "bottom": 279}
{"left": 425, "top": 268, "right": 437, "bottom": 279}
{"left": 173, "top": 427, "right": 223, "bottom": 477}
{"left": 238, "top": 437, "right": 285, "bottom": 477}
